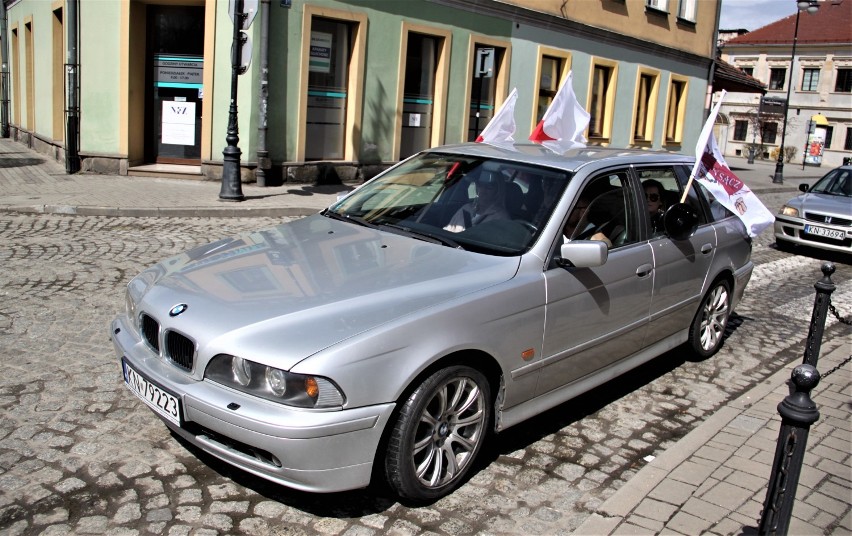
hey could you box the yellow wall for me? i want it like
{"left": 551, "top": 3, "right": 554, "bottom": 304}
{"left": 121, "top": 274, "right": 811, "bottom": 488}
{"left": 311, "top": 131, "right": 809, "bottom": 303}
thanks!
{"left": 507, "top": 0, "right": 718, "bottom": 58}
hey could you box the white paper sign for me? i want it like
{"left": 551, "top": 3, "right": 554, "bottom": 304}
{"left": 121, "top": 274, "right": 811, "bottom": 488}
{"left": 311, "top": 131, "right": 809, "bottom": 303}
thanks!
{"left": 162, "top": 101, "right": 196, "bottom": 146}
{"left": 408, "top": 113, "right": 421, "bottom": 127}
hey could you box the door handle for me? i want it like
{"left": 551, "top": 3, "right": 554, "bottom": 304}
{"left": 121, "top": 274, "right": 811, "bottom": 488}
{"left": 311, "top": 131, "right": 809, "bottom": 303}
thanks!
{"left": 701, "top": 243, "right": 713, "bottom": 255}
{"left": 636, "top": 263, "right": 653, "bottom": 278}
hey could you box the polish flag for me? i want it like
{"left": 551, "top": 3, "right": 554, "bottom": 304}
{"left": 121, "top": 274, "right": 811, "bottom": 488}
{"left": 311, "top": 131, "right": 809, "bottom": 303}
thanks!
{"left": 476, "top": 87, "right": 518, "bottom": 147}
{"left": 529, "top": 71, "right": 590, "bottom": 153}
{"left": 687, "top": 91, "right": 774, "bottom": 237}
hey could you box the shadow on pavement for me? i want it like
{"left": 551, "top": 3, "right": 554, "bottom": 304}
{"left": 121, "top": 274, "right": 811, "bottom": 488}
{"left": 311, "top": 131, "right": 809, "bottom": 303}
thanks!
{"left": 0, "top": 157, "right": 46, "bottom": 168}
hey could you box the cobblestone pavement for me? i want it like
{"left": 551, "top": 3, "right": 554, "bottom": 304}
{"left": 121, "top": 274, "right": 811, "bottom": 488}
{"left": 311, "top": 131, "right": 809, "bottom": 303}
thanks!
{"left": 0, "top": 194, "right": 850, "bottom": 535}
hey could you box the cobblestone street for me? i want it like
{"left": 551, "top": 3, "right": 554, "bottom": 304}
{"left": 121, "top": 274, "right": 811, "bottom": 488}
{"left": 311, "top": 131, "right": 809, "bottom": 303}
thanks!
{"left": 0, "top": 197, "right": 849, "bottom": 534}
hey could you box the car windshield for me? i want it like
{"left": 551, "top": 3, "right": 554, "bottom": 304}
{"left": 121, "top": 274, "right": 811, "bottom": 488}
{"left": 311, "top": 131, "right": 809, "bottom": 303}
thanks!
{"left": 809, "top": 168, "right": 852, "bottom": 197}
{"left": 326, "top": 152, "right": 572, "bottom": 255}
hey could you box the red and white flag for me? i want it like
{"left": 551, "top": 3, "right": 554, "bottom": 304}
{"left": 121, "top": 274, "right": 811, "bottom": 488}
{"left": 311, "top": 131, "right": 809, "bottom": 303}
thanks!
{"left": 688, "top": 91, "right": 774, "bottom": 238}
{"left": 476, "top": 87, "right": 518, "bottom": 147}
{"left": 529, "top": 71, "right": 590, "bottom": 153}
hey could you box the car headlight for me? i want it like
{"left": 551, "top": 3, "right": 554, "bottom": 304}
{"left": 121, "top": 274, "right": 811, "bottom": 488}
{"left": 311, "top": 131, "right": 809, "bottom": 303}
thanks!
{"left": 125, "top": 287, "right": 137, "bottom": 323}
{"left": 780, "top": 205, "right": 799, "bottom": 217}
{"left": 205, "top": 354, "right": 345, "bottom": 408}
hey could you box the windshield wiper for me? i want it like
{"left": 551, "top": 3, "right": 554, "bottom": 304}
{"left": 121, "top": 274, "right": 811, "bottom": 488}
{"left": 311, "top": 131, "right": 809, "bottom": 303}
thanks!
{"left": 380, "top": 223, "right": 464, "bottom": 249}
{"left": 321, "top": 209, "right": 379, "bottom": 229}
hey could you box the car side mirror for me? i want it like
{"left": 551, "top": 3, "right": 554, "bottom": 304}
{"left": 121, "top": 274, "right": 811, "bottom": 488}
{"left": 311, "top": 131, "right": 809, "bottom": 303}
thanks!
{"left": 663, "top": 203, "right": 699, "bottom": 241}
{"left": 799, "top": 183, "right": 809, "bottom": 193}
{"left": 557, "top": 241, "right": 608, "bottom": 269}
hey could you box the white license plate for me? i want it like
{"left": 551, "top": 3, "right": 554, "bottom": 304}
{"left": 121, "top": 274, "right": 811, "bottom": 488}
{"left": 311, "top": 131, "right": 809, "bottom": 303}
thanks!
{"left": 804, "top": 224, "right": 845, "bottom": 241}
{"left": 122, "top": 358, "right": 182, "bottom": 426}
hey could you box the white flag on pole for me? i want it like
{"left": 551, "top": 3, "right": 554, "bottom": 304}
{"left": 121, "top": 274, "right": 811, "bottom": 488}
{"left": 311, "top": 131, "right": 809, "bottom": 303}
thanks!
{"left": 529, "top": 71, "right": 590, "bottom": 153}
{"left": 688, "top": 91, "right": 774, "bottom": 238}
{"left": 476, "top": 87, "right": 518, "bottom": 147}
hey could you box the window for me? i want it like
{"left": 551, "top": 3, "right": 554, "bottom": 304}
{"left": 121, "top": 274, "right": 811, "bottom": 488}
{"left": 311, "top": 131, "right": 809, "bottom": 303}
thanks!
{"left": 801, "top": 68, "right": 819, "bottom": 91}
{"left": 824, "top": 125, "right": 834, "bottom": 149}
{"left": 844, "top": 127, "right": 852, "bottom": 151}
{"left": 566, "top": 172, "right": 637, "bottom": 248}
{"left": 535, "top": 51, "right": 569, "bottom": 124}
{"left": 397, "top": 26, "right": 451, "bottom": 160}
{"left": 646, "top": 0, "right": 669, "bottom": 12}
{"left": 677, "top": 0, "right": 696, "bottom": 21}
{"left": 835, "top": 68, "right": 852, "bottom": 92}
{"left": 297, "top": 7, "right": 367, "bottom": 163}
{"left": 665, "top": 77, "right": 687, "bottom": 145}
{"left": 467, "top": 40, "right": 510, "bottom": 142}
{"left": 740, "top": 67, "right": 754, "bottom": 77}
{"left": 589, "top": 60, "right": 617, "bottom": 141}
{"left": 733, "top": 120, "right": 748, "bottom": 141}
{"left": 762, "top": 122, "right": 778, "bottom": 144}
{"left": 637, "top": 167, "right": 708, "bottom": 237}
{"left": 769, "top": 68, "right": 787, "bottom": 91}
{"left": 633, "top": 71, "right": 659, "bottom": 143}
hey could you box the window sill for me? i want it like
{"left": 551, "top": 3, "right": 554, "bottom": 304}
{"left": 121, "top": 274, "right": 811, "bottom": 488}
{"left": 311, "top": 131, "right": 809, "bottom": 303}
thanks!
{"left": 645, "top": 6, "right": 669, "bottom": 17}
{"left": 676, "top": 17, "right": 696, "bottom": 27}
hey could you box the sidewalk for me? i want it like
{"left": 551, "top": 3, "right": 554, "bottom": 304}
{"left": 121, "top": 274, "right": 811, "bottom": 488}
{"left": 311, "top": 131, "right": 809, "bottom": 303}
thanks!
{"left": 1, "top": 138, "right": 847, "bottom": 535}
{"left": 575, "top": 343, "right": 851, "bottom": 535}
{"left": 0, "top": 138, "right": 827, "bottom": 219}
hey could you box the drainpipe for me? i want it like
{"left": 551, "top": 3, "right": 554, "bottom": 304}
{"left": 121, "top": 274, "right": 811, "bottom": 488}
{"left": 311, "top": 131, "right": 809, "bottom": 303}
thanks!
{"left": 255, "top": 0, "right": 270, "bottom": 186}
{"left": 1, "top": 0, "right": 10, "bottom": 138}
{"left": 65, "top": 0, "right": 80, "bottom": 173}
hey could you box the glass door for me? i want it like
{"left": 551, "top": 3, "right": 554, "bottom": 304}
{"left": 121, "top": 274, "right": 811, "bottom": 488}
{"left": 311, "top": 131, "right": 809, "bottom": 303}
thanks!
{"left": 145, "top": 5, "right": 204, "bottom": 164}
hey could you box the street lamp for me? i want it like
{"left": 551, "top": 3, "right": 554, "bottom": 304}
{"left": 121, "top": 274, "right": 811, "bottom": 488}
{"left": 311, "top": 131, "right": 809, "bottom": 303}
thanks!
{"left": 773, "top": 0, "right": 820, "bottom": 183}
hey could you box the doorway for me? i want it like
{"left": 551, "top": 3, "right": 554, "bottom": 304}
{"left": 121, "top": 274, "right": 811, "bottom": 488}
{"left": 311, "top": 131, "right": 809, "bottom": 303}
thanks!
{"left": 145, "top": 5, "right": 205, "bottom": 164}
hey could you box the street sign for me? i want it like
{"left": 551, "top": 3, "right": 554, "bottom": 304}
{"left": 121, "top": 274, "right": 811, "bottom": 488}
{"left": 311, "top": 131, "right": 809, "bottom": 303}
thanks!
{"left": 475, "top": 48, "right": 494, "bottom": 78}
{"left": 228, "top": 0, "right": 259, "bottom": 30}
{"left": 759, "top": 96, "right": 785, "bottom": 116}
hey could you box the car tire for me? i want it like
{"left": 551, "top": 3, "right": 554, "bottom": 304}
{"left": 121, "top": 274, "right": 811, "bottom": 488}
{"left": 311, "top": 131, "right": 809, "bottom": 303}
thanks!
{"left": 384, "top": 365, "right": 490, "bottom": 501}
{"left": 688, "top": 279, "right": 731, "bottom": 359}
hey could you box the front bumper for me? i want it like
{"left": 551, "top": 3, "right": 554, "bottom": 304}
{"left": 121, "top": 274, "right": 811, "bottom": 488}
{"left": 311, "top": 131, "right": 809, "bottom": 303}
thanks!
{"left": 774, "top": 216, "right": 852, "bottom": 254}
{"left": 110, "top": 314, "right": 395, "bottom": 493}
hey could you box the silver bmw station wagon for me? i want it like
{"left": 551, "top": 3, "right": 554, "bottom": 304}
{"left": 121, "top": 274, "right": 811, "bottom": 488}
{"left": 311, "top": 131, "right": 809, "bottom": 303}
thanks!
{"left": 111, "top": 143, "right": 754, "bottom": 501}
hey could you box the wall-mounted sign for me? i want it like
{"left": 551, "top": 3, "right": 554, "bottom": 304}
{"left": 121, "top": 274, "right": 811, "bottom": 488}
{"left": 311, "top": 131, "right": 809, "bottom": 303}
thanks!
{"left": 155, "top": 54, "right": 203, "bottom": 88}
{"left": 162, "top": 101, "right": 196, "bottom": 145}
{"left": 310, "top": 32, "right": 332, "bottom": 73}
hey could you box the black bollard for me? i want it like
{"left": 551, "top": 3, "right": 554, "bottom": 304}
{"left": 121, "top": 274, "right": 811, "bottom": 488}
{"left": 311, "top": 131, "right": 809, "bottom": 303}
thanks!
{"left": 802, "top": 262, "right": 836, "bottom": 369}
{"left": 757, "top": 364, "right": 821, "bottom": 535}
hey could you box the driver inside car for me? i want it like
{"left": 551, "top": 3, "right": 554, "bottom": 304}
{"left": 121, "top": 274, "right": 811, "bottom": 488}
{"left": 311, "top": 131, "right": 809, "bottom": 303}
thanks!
{"left": 444, "top": 171, "right": 510, "bottom": 233}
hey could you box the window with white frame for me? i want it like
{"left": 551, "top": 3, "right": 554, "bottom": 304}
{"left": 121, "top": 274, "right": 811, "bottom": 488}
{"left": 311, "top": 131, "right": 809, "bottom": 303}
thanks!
{"left": 801, "top": 68, "right": 819, "bottom": 91}
{"left": 646, "top": 0, "right": 669, "bottom": 11}
{"left": 769, "top": 68, "right": 787, "bottom": 91}
{"left": 677, "top": 0, "right": 696, "bottom": 21}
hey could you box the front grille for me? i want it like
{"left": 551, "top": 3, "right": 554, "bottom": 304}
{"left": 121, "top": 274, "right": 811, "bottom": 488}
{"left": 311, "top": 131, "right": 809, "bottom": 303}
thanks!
{"left": 165, "top": 331, "right": 195, "bottom": 371}
{"left": 141, "top": 314, "right": 160, "bottom": 352}
{"left": 805, "top": 212, "right": 852, "bottom": 227}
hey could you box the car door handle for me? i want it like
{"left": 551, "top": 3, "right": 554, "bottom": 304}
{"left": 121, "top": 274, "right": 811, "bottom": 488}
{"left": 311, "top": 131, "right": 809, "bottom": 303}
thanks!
{"left": 701, "top": 243, "right": 713, "bottom": 255}
{"left": 636, "top": 263, "right": 653, "bottom": 278}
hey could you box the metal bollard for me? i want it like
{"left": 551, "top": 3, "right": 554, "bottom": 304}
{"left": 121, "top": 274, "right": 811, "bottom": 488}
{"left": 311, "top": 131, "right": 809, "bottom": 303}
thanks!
{"left": 802, "top": 262, "right": 836, "bottom": 369}
{"left": 757, "top": 364, "right": 821, "bottom": 535}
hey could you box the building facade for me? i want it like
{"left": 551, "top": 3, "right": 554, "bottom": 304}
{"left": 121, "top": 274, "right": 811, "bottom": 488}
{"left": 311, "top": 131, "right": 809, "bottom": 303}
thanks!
{"left": 719, "top": 0, "right": 852, "bottom": 168}
{"left": 1, "top": 0, "right": 721, "bottom": 184}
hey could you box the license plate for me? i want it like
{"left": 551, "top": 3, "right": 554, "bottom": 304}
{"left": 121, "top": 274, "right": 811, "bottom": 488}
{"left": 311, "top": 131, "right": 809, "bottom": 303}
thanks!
{"left": 122, "top": 358, "right": 182, "bottom": 426}
{"left": 804, "top": 224, "right": 845, "bottom": 241}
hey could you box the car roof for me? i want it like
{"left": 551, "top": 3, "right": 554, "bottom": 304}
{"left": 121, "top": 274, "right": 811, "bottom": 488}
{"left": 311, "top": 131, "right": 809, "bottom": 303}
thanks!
{"left": 425, "top": 142, "right": 695, "bottom": 173}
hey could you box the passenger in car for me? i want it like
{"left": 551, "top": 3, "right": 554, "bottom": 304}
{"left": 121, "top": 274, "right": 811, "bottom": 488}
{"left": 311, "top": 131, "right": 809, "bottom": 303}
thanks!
{"left": 444, "top": 170, "right": 510, "bottom": 233}
{"left": 643, "top": 179, "right": 667, "bottom": 234}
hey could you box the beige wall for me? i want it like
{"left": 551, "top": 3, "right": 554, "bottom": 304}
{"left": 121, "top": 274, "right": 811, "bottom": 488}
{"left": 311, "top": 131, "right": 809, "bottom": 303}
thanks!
{"left": 506, "top": 0, "right": 718, "bottom": 58}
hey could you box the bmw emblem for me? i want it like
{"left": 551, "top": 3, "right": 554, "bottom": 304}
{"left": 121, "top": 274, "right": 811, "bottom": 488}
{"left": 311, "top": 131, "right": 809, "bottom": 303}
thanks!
{"left": 169, "top": 304, "right": 188, "bottom": 317}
